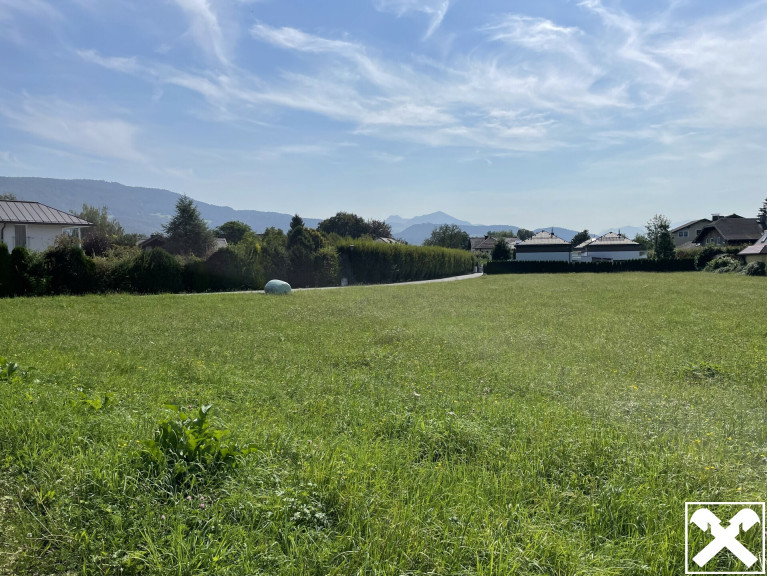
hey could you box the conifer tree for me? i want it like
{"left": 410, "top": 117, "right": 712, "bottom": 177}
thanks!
{"left": 162, "top": 195, "right": 214, "bottom": 257}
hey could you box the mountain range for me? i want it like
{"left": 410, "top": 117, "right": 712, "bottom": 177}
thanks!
{"left": 0, "top": 177, "right": 644, "bottom": 244}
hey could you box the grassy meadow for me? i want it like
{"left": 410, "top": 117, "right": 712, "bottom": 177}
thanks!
{"left": 1, "top": 272, "right": 767, "bottom": 575}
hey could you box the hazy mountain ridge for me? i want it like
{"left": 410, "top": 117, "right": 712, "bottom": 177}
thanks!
{"left": 0, "top": 177, "right": 647, "bottom": 243}
{"left": 0, "top": 177, "right": 321, "bottom": 235}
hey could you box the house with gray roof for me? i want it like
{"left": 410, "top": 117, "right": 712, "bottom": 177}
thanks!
{"left": 737, "top": 232, "right": 767, "bottom": 264}
{"left": 670, "top": 218, "right": 711, "bottom": 247}
{"left": 515, "top": 230, "right": 571, "bottom": 262}
{"left": 470, "top": 236, "right": 513, "bottom": 257}
{"left": 692, "top": 216, "right": 762, "bottom": 246}
{"left": 0, "top": 200, "right": 92, "bottom": 252}
{"left": 573, "top": 232, "right": 646, "bottom": 262}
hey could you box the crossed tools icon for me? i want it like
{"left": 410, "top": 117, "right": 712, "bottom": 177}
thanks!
{"left": 689, "top": 507, "right": 762, "bottom": 569}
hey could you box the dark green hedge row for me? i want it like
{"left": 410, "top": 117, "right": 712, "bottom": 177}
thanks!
{"left": 337, "top": 241, "right": 476, "bottom": 284}
{"left": 0, "top": 245, "right": 266, "bottom": 297}
{"left": 484, "top": 258, "right": 697, "bottom": 274}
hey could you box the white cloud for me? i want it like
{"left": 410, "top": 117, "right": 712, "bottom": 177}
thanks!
{"left": 250, "top": 24, "right": 405, "bottom": 90}
{"left": 374, "top": 0, "right": 450, "bottom": 39}
{"left": 1, "top": 96, "right": 146, "bottom": 163}
{"left": 76, "top": 2, "right": 767, "bottom": 158}
{"left": 171, "top": 0, "right": 229, "bottom": 65}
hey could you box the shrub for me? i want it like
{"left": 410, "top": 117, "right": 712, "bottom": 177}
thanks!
{"left": 0, "top": 243, "right": 11, "bottom": 297}
{"left": 694, "top": 245, "right": 743, "bottom": 269}
{"left": 11, "top": 247, "right": 46, "bottom": 296}
{"left": 44, "top": 245, "right": 97, "bottom": 295}
{"left": 81, "top": 232, "right": 111, "bottom": 257}
{"left": 337, "top": 241, "right": 475, "bottom": 284}
{"left": 704, "top": 255, "right": 741, "bottom": 273}
{"left": 182, "top": 257, "right": 209, "bottom": 293}
{"left": 205, "top": 247, "right": 253, "bottom": 291}
{"left": 741, "top": 261, "right": 766, "bottom": 276}
{"left": 313, "top": 246, "right": 341, "bottom": 286}
{"left": 125, "top": 248, "right": 183, "bottom": 293}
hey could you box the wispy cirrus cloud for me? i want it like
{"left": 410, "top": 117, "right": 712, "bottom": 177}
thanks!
{"left": 250, "top": 24, "right": 405, "bottom": 90}
{"left": 76, "top": 0, "right": 767, "bottom": 157}
{"left": 1, "top": 95, "right": 146, "bottom": 162}
{"left": 171, "top": 0, "right": 229, "bottom": 65}
{"left": 373, "top": 0, "right": 450, "bottom": 39}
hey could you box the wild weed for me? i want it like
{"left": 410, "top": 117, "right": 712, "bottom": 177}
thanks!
{"left": 141, "top": 404, "right": 255, "bottom": 487}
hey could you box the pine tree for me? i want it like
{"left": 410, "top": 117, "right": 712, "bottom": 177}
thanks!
{"left": 162, "top": 195, "right": 214, "bottom": 257}
{"left": 758, "top": 197, "right": 767, "bottom": 229}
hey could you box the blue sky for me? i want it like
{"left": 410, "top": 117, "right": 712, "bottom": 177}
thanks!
{"left": 1, "top": 0, "right": 766, "bottom": 230}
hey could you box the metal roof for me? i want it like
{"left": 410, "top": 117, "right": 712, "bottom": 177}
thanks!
{"left": 518, "top": 230, "right": 570, "bottom": 246}
{"left": 738, "top": 232, "right": 767, "bottom": 255}
{"left": 575, "top": 232, "right": 639, "bottom": 249}
{"left": 0, "top": 201, "right": 91, "bottom": 226}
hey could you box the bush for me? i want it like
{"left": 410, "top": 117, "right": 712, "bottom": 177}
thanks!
{"left": 44, "top": 245, "right": 97, "bottom": 295}
{"left": 313, "top": 246, "right": 341, "bottom": 286}
{"left": 337, "top": 241, "right": 475, "bottom": 284}
{"left": 11, "top": 247, "right": 46, "bottom": 296}
{"left": 205, "top": 247, "right": 254, "bottom": 291}
{"left": 694, "top": 245, "right": 744, "bottom": 269}
{"left": 741, "top": 261, "right": 766, "bottom": 276}
{"left": 0, "top": 243, "right": 11, "bottom": 297}
{"left": 91, "top": 250, "right": 137, "bottom": 293}
{"left": 125, "top": 248, "right": 183, "bottom": 293}
{"left": 81, "top": 232, "right": 111, "bottom": 257}
{"left": 182, "top": 257, "right": 209, "bottom": 293}
{"left": 704, "top": 255, "right": 742, "bottom": 273}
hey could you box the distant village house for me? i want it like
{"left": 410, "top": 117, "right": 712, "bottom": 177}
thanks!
{"left": 0, "top": 200, "right": 92, "bottom": 252}
{"left": 573, "top": 232, "right": 646, "bottom": 262}
{"left": 692, "top": 214, "right": 763, "bottom": 246}
{"left": 515, "top": 231, "right": 571, "bottom": 262}
{"left": 737, "top": 232, "right": 767, "bottom": 264}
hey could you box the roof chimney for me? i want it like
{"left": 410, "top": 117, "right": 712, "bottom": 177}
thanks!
{"left": 712, "top": 213, "right": 721, "bottom": 221}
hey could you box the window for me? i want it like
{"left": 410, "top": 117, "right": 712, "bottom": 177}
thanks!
{"left": 14, "top": 225, "right": 26, "bottom": 248}
{"left": 678, "top": 230, "right": 688, "bottom": 237}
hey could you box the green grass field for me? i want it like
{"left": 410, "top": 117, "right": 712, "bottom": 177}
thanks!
{"left": 1, "top": 272, "right": 766, "bottom": 575}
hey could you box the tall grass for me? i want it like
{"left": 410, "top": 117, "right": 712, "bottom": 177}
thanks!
{"left": 1, "top": 273, "right": 766, "bottom": 575}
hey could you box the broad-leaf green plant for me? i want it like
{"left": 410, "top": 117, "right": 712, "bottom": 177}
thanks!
{"left": 142, "top": 404, "right": 254, "bottom": 487}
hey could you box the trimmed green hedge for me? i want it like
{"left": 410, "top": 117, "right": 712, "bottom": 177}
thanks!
{"left": 337, "top": 241, "right": 475, "bottom": 284}
{"left": 484, "top": 258, "right": 697, "bottom": 274}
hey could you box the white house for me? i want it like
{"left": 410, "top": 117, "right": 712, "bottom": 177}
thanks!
{"left": 573, "top": 232, "right": 646, "bottom": 262}
{"left": 515, "top": 230, "right": 571, "bottom": 262}
{"left": 0, "top": 200, "right": 92, "bottom": 252}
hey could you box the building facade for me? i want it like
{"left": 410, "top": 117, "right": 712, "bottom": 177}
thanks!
{"left": 0, "top": 201, "right": 92, "bottom": 251}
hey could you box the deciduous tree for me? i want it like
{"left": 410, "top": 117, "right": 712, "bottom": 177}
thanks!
{"left": 422, "top": 224, "right": 470, "bottom": 250}
{"left": 214, "top": 221, "right": 252, "bottom": 245}
{"left": 571, "top": 230, "right": 590, "bottom": 247}
{"left": 646, "top": 214, "right": 675, "bottom": 260}
{"left": 318, "top": 212, "right": 368, "bottom": 239}
{"left": 516, "top": 228, "right": 534, "bottom": 241}
{"left": 491, "top": 239, "right": 512, "bottom": 261}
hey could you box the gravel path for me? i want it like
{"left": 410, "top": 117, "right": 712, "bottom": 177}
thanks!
{"left": 187, "top": 272, "right": 485, "bottom": 295}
